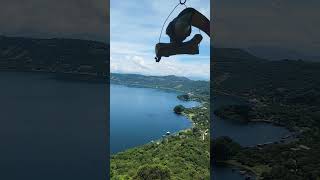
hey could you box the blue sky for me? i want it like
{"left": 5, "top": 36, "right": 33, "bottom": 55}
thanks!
{"left": 110, "top": 0, "right": 210, "bottom": 80}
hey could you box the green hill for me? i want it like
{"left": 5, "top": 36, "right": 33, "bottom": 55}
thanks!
{"left": 0, "top": 36, "right": 108, "bottom": 73}
{"left": 111, "top": 73, "right": 209, "bottom": 96}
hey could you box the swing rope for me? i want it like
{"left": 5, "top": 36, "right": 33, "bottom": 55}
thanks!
{"left": 158, "top": 0, "right": 188, "bottom": 43}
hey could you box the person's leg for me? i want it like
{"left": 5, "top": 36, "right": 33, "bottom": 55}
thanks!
{"left": 167, "top": 8, "right": 210, "bottom": 43}
{"left": 190, "top": 9, "right": 210, "bottom": 37}
{"left": 156, "top": 8, "right": 209, "bottom": 61}
{"left": 174, "top": 12, "right": 193, "bottom": 42}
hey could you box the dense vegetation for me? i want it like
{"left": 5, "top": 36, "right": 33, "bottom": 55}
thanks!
{"left": 212, "top": 48, "right": 320, "bottom": 179}
{"left": 211, "top": 137, "right": 241, "bottom": 162}
{"left": 134, "top": 165, "right": 171, "bottom": 180}
{"left": 214, "top": 105, "right": 253, "bottom": 123}
{"left": 177, "top": 94, "right": 190, "bottom": 101}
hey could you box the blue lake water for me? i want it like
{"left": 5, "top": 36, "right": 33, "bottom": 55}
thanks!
{"left": 212, "top": 95, "right": 290, "bottom": 147}
{"left": 0, "top": 71, "right": 107, "bottom": 179}
{"left": 110, "top": 84, "right": 199, "bottom": 154}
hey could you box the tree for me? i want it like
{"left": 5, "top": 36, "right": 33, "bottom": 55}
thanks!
{"left": 174, "top": 105, "right": 185, "bottom": 114}
{"left": 135, "top": 165, "right": 171, "bottom": 180}
{"left": 211, "top": 136, "right": 241, "bottom": 161}
{"left": 177, "top": 94, "right": 190, "bottom": 101}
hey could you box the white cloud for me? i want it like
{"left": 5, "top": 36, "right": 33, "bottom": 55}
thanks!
{"left": 111, "top": 54, "right": 209, "bottom": 80}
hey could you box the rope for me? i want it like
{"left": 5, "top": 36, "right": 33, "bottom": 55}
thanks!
{"left": 158, "top": 3, "right": 180, "bottom": 43}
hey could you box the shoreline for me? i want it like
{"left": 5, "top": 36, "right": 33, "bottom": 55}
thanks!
{"left": 110, "top": 82, "right": 189, "bottom": 95}
{"left": 216, "top": 160, "right": 262, "bottom": 180}
{"left": 213, "top": 94, "right": 300, "bottom": 146}
{"left": 214, "top": 115, "right": 297, "bottom": 148}
{"left": 110, "top": 84, "right": 206, "bottom": 156}
{"left": 110, "top": 107, "right": 200, "bottom": 155}
{"left": 110, "top": 114, "right": 202, "bottom": 157}
{"left": 2, "top": 70, "right": 205, "bottom": 157}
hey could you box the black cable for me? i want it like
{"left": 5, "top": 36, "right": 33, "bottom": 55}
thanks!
{"left": 158, "top": 3, "right": 180, "bottom": 43}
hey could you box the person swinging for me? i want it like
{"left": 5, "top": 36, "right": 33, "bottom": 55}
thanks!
{"left": 155, "top": 0, "right": 210, "bottom": 62}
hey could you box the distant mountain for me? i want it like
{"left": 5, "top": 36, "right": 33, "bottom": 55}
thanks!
{"left": 212, "top": 48, "right": 320, "bottom": 105}
{"left": 247, "top": 46, "right": 320, "bottom": 61}
{"left": 0, "top": 36, "right": 109, "bottom": 65}
{"left": 111, "top": 73, "right": 209, "bottom": 96}
{"left": 0, "top": 36, "right": 109, "bottom": 77}
{"left": 213, "top": 48, "right": 264, "bottom": 62}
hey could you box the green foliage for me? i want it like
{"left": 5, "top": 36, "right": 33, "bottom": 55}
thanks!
{"left": 173, "top": 105, "right": 185, "bottom": 114}
{"left": 177, "top": 94, "right": 190, "bottom": 101}
{"left": 111, "top": 131, "right": 210, "bottom": 179}
{"left": 214, "top": 105, "right": 253, "bottom": 123}
{"left": 134, "top": 165, "right": 171, "bottom": 180}
{"left": 211, "top": 137, "right": 241, "bottom": 161}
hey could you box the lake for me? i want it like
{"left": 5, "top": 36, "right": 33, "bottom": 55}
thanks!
{"left": 110, "top": 84, "right": 199, "bottom": 154}
{"left": 212, "top": 95, "right": 290, "bottom": 147}
{"left": 0, "top": 71, "right": 107, "bottom": 179}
